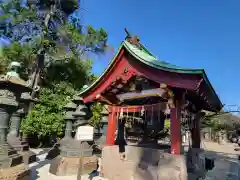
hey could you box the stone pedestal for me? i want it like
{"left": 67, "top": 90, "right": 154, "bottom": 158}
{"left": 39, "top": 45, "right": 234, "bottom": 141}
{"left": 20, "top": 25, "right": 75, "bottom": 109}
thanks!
{"left": 101, "top": 145, "right": 188, "bottom": 180}
{"left": 18, "top": 150, "right": 36, "bottom": 165}
{"left": 50, "top": 155, "right": 98, "bottom": 176}
{"left": 50, "top": 135, "right": 97, "bottom": 176}
{"left": 0, "top": 143, "right": 23, "bottom": 168}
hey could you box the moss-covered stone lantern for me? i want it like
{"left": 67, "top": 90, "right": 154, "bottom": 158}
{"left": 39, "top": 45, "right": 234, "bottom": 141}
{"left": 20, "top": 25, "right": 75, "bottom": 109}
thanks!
{"left": 7, "top": 92, "right": 37, "bottom": 164}
{"left": 0, "top": 62, "right": 32, "bottom": 179}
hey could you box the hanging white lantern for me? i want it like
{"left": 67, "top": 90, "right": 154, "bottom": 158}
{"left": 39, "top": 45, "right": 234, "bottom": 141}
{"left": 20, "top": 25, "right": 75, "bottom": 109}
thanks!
{"left": 119, "top": 108, "right": 124, "bottom": 119}
{"left": 164, "top": 104, "right": 170, "bottom": 115}
{"left": 140, "top": 106, "right": 145, "bottom": 116}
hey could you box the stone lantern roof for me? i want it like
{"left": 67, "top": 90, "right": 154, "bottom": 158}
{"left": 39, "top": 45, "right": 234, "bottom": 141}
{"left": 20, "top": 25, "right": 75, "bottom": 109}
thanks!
{"left": 0, "top": 74, "right": 32, "bottom": 92}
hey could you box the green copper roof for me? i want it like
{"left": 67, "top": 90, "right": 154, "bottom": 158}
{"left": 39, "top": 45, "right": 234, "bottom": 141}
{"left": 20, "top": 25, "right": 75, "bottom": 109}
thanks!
{"left": 79, "top": 40, "right": 222, "bottom": 110}
{"left": 124, "top": 41, "right": 203, "bottom": 74}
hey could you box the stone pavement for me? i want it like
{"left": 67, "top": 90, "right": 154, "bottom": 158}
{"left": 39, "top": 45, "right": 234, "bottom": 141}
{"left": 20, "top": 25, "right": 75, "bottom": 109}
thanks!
{"left": 29, "top": 141, "right": 240, "bottom": 180}
{"left": 201, "top": 141, "right": 240, "bottom": 180}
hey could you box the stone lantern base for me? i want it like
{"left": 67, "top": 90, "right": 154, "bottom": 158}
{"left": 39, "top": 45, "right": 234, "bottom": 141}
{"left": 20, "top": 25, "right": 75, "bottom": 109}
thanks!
{"left": 49, "top": 155, "right": 98, "bottom": 176}
{"left": 0, "top": 144, "right": 30, "bottom": 180}
{"left": 49, "top": 140, "right": 98, "bottom": 176}
{"left": 0, "top": 144, "right": 23, "bottom": 168}
{"left": 18, "top": 150, "right": 36, "bottom": 165}
{"left": 7, "top": 136, "right": 37, "bottom": 165}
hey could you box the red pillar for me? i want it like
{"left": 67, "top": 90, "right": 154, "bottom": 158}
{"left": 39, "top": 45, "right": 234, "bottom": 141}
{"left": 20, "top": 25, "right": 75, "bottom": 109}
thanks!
{"left": 106, "top": 106, "right": 117, "bottom": 145}
{"left": 170, "top": 105, "right": 182, "bottom": 155}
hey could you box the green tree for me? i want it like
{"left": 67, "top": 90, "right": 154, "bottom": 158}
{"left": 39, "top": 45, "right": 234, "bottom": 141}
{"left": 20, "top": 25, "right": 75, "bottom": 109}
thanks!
{"left": 1, "top": 0, "right": 108, "bottom": 145}
{"left": 1, "top": 0, "right": 108, "bottom": 100}
{"left": 1, "top": 42, "right": 37, "bottom": 78}
{"left": 89, "top": 102, "right": 104, "bottom": 129}
{"left": 21, "top": 82, "right": 76, "bottom": 142}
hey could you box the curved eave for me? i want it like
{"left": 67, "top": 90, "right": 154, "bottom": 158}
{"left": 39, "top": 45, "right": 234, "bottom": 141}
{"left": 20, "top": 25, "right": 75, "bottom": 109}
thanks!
{"left": 79, "top": 41, "right": 223, "bottom": 111}
{"left": 201, "top": 71, "right": 223, "bottom": 111}
{"left": 123, "top": 42, "right": 222, "bottom": 110}
{"left": 79, "top": 42, "right": 125, "bottom": 96}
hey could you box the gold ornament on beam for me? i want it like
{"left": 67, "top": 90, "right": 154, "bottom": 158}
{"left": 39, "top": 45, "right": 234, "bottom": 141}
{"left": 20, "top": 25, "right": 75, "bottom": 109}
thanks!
{"left": 160, "top": 84, "right": 174, "bottom": 97}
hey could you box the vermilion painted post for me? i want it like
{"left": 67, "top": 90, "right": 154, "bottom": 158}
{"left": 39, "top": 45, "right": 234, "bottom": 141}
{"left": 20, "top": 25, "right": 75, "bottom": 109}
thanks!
{"left": 170, "top": 107, "right": 181, "bottom": 155}
{"left": 106, "top": 106, "right": 117, "bottom": 145}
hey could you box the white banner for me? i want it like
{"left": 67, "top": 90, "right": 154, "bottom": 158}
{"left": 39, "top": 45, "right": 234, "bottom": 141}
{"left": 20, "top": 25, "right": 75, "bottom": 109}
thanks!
{"left": 75, "top": 125, "right": 94, "bottom": 141}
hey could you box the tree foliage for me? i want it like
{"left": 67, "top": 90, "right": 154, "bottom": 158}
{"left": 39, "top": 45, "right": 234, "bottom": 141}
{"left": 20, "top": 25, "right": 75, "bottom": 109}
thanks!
{"left": 89, "top": 102, "right": 104, "bottom": 129}
{"left": 0, "top": 0, "right": 109, "bottom": 142}
{"left": 21, "top": 82, "right": 76, "bottom": 138}
{"left": 202, "top": 112, "right": 240, "bottom": 131}
{"left": 1, "top": 41, "right": 37, "bottom": 78}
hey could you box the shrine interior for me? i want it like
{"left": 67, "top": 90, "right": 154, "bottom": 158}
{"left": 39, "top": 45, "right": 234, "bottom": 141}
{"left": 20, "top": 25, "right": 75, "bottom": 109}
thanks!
{"left": 95, "top": 75, "right": 192, "bottom": 152}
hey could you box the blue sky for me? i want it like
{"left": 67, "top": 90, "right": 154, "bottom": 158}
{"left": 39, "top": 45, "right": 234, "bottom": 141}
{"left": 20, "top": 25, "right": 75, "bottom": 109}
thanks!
{"left": 80, "top": 0, "right": 240, "bottom": 108}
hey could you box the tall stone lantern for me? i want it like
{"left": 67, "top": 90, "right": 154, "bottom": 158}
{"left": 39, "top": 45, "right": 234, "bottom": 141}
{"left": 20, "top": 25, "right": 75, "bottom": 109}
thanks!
{"left": 101, "top": 105, "right": 109, "bottom": 138}
{"left": 49, "top": 101, "right": 78, "bottom": 175}
{"left": 7, "top": 92, "right": 37, "bottom": 164}
{"left": 72, "top": 97, "right": 93, "bottom": 157}
{"left": 50, "top": 98, "right": 98, "bottom": 177}
{"left": 59, "top": 101, "right": 77, "bottom": 156}
{"left": 95, "top": 105, "right": 109, "bottom": 148}
{"left": 0, "top": 64, "right": 32, "bottom": 179}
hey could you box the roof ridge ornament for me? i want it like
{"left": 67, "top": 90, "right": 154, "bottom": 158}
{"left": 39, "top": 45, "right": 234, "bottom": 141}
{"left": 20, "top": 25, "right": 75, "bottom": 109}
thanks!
{"left": 124, "top": 28, "right": 141, "bottom": 48}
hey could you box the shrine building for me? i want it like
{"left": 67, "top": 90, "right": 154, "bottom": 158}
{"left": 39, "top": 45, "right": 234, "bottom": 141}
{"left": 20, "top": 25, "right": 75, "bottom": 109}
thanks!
{"left": 79, "top": 32, "right": 222, "bottom": 155}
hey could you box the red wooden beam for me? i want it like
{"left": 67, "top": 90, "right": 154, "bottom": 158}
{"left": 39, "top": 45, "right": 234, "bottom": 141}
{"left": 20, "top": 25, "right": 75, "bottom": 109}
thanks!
{"left": 109, "top": 102, "right": 167, "bottom": 113}
{"left": 116, "top": 88, "right": 166, "bottom": 101}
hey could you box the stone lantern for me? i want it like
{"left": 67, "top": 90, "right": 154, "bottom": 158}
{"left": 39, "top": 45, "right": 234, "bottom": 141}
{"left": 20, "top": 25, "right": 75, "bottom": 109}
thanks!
{"left": 72, "top": 96, "right": 88, "bottom": 134}
{"left": 49, "top": 101, "right": 78, "bottom": 175}
{"left": 59, "top": 101, "right": 77, "bottom": 155}
{"left": 49, "top": 98, "right": 98, "bottom": 176}
{"left": 7, "top": 92, "right": 37, "bottom": 164}
{"left": 0, "top": 67, "right": 32, "bottom": 178}
{"left": 95, "top": 105, "right": 109, "bottom": 148}
{"left": 72, "top": 96, "right": 89, "bottom": 130}
{"left": 72, "top": 97, "right": 93, "bottom": 156}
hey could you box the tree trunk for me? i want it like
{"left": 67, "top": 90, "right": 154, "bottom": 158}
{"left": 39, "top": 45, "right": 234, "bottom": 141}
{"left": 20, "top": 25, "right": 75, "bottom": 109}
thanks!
{"left": 28, "top": 51, "right": 44, "bottom": 111}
